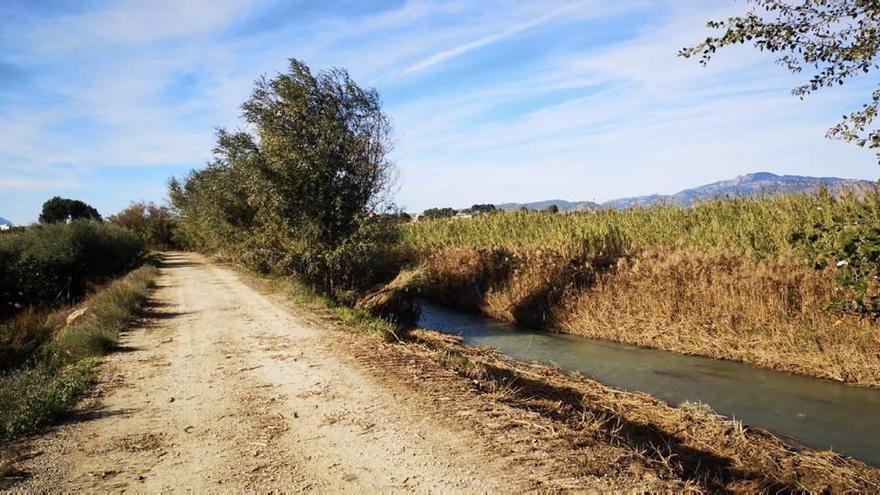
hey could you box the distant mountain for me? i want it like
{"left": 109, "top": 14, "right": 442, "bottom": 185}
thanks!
{"left": 497, "top": 172, "right": 877, "bottom": 212}
{"left": 604, "top": 172, "right": 877, "bottom": 209}
{"left": 0, "top": 217, "right": 11, "bottom": 227}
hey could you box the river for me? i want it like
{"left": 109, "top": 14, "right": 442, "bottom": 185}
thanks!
{"left": 417, "top": 301, "right": 880, "bottom": 466}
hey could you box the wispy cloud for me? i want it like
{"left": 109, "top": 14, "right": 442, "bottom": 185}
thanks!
{"left": 0, "top": 0, "right": 876, "bottom": 223}
{"left": 399, "top": 2, "right": 590, "bottom": 76}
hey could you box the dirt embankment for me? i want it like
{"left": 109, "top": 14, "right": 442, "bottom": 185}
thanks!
{"left": 2, "top": 252, "right": 878, "bottom": 493}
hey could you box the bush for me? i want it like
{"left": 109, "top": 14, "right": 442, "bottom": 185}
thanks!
{"left": 0, "top": 221, "right": 144, "bottom": 318}
{"left": 109, "top": 201, "right": 177, "bottom": 250}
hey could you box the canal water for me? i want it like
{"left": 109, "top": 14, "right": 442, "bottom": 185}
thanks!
{"left": 417, "top": 302, "right": 880, "bottom": 466}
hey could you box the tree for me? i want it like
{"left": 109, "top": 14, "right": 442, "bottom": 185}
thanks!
{"left": 545, "top": 204, "right": 560, "bottom": 214}
{"left": 109, "top": 201, "right": 177, "bottom": 249}
{"left": 681, "top": 1, "right": 880, "bottom": 154}
{"left": 170, "top": 59, "right": 398, "bottom": 293}
{"left": 468, "top": 204, "right": 497, "bottom": 215}
{"left": 39, "top": 196, "right": 102, "bottom": 223}
{"left": 422, "top": 207, "right": 457, "bottom": 220}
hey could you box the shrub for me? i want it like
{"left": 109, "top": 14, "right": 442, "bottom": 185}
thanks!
{"left": 0, "top": 221, "right": 144, "bottom": 318}
{"left": 109, "top": 201, "right": 177, "bottom": 250}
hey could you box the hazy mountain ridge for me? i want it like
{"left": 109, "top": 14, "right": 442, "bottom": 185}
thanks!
{"left": 0, "top": 217, "right": 11, "bottom": 226}
{"left": 497, "top": 172, "right": 877, "bottom": 212}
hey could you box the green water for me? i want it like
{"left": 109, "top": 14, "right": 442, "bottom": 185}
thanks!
{"left": 418, "top": 302, "right": 880, "bottom": 466}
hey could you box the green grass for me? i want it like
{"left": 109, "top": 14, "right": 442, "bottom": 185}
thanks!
{"left": 0, "top": 358, "right": 96, "bottom": 441}
{"left": 258, "top": 273, "right": 398, "bottom": 338}
{"left": 0, "top": 266, "right": 157, "bottom": 442}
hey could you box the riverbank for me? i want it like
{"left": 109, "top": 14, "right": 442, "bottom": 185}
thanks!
{"left": 240, "top": 261, "right": 880, "bottom": 491}
{"left": 400, "top": 193, "right": 880, "bottom": 387}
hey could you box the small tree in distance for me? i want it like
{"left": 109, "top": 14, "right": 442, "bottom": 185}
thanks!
{"left": 468, "top": 204, "right": 497, "bottom": 215}
{"left": 545, "top": 204, "right": 560, "bottom": 214}
{"left": 39, "top": 196, "right": 102, "bottom": 223}
{"left": 109, "top": 201, "right": 176, "bottom": 250}
{"left": 422, "top": 207, "right": 457, "bottom": 220}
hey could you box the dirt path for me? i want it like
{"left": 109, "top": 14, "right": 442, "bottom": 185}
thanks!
{"left": 3, "top": 252, "right": 527, "bottom": 493}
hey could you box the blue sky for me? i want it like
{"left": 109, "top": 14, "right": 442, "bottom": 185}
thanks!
{"left": 1, "top": 0, "right": 878, "bottom": 223}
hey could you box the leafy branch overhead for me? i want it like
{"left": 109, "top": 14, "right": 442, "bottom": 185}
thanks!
{"left": 681, "top": 0, "right": 880, "bottom": 153}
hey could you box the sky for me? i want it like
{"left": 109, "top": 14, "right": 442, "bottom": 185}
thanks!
{"left": 1, "top": 0, "right": 878, "bottom": 223}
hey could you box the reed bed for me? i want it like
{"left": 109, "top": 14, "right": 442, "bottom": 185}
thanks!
{"left": 403, "top": 191, "right": 880, "bottom": 258}
{"left": 399, "top": 191, "right": 880, "bottom": 386}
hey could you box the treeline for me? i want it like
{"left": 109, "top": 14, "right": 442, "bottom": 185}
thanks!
{"left": 170, "top": 60, "right": 401, "bottom": 298}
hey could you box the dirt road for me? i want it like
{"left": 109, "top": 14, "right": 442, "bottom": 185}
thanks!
{"left": 4, "top": 252, "right": 533, "bottom": 493}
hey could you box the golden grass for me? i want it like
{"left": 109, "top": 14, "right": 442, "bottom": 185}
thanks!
{"left": 406, "top": 243, "right": 880, "bottom": 387}
{"left": 397, "top": 191, "right": 880, "bottom": 386}
{"left": 557, "top": 247, "right": 880, "bottom": 386}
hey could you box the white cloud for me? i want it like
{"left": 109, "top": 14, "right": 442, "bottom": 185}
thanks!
{"left": 399, "top": 2, "right": 591, "bottom": 76}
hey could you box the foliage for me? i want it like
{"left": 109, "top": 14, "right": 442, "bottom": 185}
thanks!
{"left": 0, "top": 266, "right": 156, "bottom": 441}
{"left": 681, "top": 0, "right": 880, "bottom": 154}
{"left": 0, "top": 358, "right": 95, "bottom": 442}
{"left": 39, "top": 196, "right": 102, "bottom": 223}
{"left": 171, "top": 59, "right": 398, "bottom": 295}
{"left": 793, "top": 219, "right": 880, "bottom": 315}
{"left": 0, "top": 221, "right": 144, "bottom": 318}
{"left": 422, "top": 207, "right": 457, "bottom": 220}
{"left": 109, "top": 201, "right": 177, "bottom": 250}
{"left": 467, "top": 204, "right": 497, "bottom": 215}
{"left": 544, "top": 204, "right": 559, "bottom": 214}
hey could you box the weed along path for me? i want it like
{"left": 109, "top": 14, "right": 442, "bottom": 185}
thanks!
{"left": 1, "top": 252, "right": 525, "bottom": 492}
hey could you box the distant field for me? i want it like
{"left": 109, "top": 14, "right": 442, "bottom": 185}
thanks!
{"left": 403, "top": 191, "right": 880, "bottom": 260}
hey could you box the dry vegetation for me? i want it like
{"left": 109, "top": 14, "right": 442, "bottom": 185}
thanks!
{"left": 401, "top": 191, "right": 880, "bottom": 387}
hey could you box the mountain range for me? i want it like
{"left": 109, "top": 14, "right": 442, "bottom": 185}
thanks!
{"left": 0, "top": 217, "right": 11, "bottom": 227}
{"left": 496, "top": 172, "right": 877, "bottom": 212}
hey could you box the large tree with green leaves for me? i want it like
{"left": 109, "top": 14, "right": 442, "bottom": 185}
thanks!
{"left": 681, "top": 1, "right": 880, "bottom": 154}
{"left": 171, "top": 59, "right": 398, "bottom": 293}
